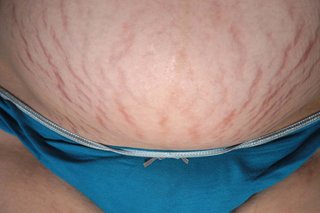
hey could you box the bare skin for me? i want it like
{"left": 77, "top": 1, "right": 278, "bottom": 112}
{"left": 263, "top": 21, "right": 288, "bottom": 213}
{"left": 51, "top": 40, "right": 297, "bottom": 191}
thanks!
{"left": 0, "top": 0, "right": 320, "bottom": 150}
{"left": 0, "top": 0, "right": 320, "bottom": 212}
{"left": 0, "top": 130, "right": 103, "bottom": 213}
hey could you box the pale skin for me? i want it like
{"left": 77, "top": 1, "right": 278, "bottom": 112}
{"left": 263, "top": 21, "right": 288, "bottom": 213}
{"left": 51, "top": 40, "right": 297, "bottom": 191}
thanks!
{"left": 0, "top": 0, "right": 320, "bottom": 212}
{"left": 1, "top": 0, "right": 320, "bottom": 150}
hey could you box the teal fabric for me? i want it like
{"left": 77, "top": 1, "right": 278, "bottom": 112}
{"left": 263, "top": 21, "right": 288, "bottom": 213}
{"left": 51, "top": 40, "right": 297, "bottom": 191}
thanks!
{"left": 0, "top": 94, "right": 319, "bottom": 213}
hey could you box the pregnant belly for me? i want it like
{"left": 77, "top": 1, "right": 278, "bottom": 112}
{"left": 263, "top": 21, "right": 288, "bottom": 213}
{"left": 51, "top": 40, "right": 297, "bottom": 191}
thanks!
{"left": 0, "top": 0, "right": 319, "bottom": 150}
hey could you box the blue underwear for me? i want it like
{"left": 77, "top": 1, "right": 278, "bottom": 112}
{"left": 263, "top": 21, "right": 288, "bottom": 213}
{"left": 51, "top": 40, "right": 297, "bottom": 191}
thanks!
{"left": 0, "top": 86, "right": 319, "bottom": 213}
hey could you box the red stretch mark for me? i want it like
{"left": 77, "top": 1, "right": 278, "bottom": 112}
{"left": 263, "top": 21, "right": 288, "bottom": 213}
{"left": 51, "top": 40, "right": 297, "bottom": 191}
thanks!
{"left": 17, "top": 27, "right": 35, "bottom": 65}
{"left": 35, "top": 30, "right": 73, "bottom": 103}
{"left": 74, "top": 84, "right": 91, "bottom": 105}
{"left": 215, "top": 109, "right": 237, "bottom": 131}
{"left": 12, "top": 4, "right": 35, "bottom": 67}
{"left": 275, "top": 43, "right": 292, "bottom": 75}
{"left": 64, "top": 116, "right": 80, "bottom": 134}
{"left": 59, "top": 0, "right": 68, "bottom": 32}
{"left": 228, "top": 24, "right": 247, "bottom": 79}
{"left": 113, "top": 97, "right": 144, "bottom": 139}
{"left": 287, "top": 55, "right": 320, "bottom": 99}
{"left": 50, "top": 27, "right": 65, "bottom": 53}
{"left": 187, "top": 123, "right": 201, "bottom": 142}
{"left": 293, "top": 22, "right": 305, "bottom": 47}
{"left": 64, "top": 56, "right": 87, "bottom": 85}
{"left": 237, "top": 67, "right": 263, "bottom": 115}
{"left": 10, "top": 3, "right": 18, "bottom": 25}
{"left": 158, "top": 114, "right": 168, "bottom": 129}
{"left": 95, "top": 105, "right": 112, "bottom": 132}
{"left": 41, "top": 1, "right": 48, "bottom": 29}
{"left": 17, "top": 54, "right": 33, "bottom": 74}
{"left": 292, "top": 25, "right": 320, "bottom": 71}
{"left": 49, "top": 26, "right": 91, "bottom": 89}
{"left": 115, "top": 99, "right": 136, "bottom": 127}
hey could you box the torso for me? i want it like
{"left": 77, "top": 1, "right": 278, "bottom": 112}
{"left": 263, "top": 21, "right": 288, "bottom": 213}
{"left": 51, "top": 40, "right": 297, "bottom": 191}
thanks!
{"left": 0, "top": 1, "right": 320, "bottom": 210}
{"left": 1, "top": 0, "right": 320, "bottom": 151}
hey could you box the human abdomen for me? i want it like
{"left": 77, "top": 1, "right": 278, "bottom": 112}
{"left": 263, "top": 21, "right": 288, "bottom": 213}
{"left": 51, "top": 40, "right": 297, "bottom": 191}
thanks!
{"left": 0, "top": 0, "right": 319, "bottom": 150}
